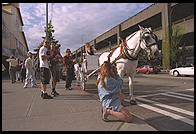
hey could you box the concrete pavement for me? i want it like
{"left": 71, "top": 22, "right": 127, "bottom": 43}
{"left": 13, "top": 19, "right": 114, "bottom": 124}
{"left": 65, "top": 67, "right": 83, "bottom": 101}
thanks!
{"left": 2, "top": 79, "right": 156, "bottom": 131}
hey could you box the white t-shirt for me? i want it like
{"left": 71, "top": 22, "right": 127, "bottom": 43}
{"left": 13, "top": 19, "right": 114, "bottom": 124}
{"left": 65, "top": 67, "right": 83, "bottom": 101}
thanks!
{"left": 39, "top": 46, "right": 49, "bottom": 68}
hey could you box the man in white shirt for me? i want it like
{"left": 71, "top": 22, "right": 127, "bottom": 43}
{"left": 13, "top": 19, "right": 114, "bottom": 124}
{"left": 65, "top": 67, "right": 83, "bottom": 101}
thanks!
{"left": 23, "top": 51, "right": 37, "bottom": 88}
{"left": 39, "top": 39, "right": 53, "bottom": 99}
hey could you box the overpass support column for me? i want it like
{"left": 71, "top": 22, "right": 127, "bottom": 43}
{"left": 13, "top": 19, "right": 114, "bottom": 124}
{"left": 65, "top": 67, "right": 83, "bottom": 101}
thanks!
{"left": 161, "top": 3, "right": 171, "bottom": 70}
{"left": 94, "top": 39, "right": 96, "bottom": 50}
{"left": 117, "top": 24, "right": 122, "bottom": 46}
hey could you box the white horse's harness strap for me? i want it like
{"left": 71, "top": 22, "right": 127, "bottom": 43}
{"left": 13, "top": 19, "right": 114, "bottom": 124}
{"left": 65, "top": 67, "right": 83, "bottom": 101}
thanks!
{"left": 121, "top": 38, "right": 141, "bottom": 61}
{"left": 108, "top": 29, "right": 157, "bottom": 62}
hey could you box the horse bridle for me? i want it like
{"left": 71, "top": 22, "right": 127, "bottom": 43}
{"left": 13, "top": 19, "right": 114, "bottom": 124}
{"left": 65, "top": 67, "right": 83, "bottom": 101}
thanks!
{"left": 108, "top": 29, "right": 158, "bottom": 65}
{"left": 121, "top": 30, "right": 158, "bottom": 61}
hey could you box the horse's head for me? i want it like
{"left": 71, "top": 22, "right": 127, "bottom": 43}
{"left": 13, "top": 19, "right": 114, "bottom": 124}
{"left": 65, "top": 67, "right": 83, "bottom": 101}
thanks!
{"left": 138, "top": 25, "right": 159, "bottom": 60}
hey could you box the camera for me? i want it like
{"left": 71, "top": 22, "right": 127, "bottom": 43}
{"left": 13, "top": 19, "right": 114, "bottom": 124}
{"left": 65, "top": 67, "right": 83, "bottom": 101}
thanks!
{"left": 46, "top": 50, "right": 50, "bottom": 56}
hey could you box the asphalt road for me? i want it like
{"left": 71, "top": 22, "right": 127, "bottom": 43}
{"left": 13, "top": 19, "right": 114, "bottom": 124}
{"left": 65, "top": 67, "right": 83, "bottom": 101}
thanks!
{"left": 84, "top": 73, "right": 194, "bottom": 131}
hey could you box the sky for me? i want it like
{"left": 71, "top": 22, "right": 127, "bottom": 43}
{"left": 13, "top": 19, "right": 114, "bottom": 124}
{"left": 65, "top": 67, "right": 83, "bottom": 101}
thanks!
{"left": 20, "top": 3, "right": 153, "bottom": 55}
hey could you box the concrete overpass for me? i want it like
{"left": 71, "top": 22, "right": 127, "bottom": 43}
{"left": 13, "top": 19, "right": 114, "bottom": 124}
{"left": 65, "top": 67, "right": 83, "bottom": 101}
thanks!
{"left": 72, "top": 3, "right": 194, "bottom": 69}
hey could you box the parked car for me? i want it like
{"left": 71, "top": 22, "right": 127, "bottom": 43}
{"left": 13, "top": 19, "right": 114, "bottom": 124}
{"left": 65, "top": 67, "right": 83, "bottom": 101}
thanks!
{"left": 169, "top": 64, "right": 194, "bottom": 77}
{"left": 136, "top": 65, "right": 153, "bottom": 74}
{"left": 136, "top": 65, "right": 161, "bottom": 74}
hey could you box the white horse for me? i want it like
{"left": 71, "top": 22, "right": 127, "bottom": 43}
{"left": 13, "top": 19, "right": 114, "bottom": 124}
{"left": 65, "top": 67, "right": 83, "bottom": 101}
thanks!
{"left": 99, "top": 25, "right": 159, "bottom": 105}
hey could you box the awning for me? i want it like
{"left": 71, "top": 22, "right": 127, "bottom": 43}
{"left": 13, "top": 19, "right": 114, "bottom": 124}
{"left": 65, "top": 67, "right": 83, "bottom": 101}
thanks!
{"left": 15, "top": 49, "right": 26, "bottom": 61}
{"left": 2, "top": 47, "right": 16, "bottom": 57}
{"left": 2, "top": 47, "right": 26, "bottom": 61}
{"left": 17, "top": 55, "right": 25, "bottom": 61}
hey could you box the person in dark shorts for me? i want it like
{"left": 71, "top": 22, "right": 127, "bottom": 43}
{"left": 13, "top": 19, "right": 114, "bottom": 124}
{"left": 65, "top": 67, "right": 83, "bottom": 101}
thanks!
{"left": 39, "top": 39, "right": 53, "bottom": 99}
{"left": 48, "top": 41, "right": 63, "bottom": 96}
{"left": 63, "top": 48, "right": 75, "bottom": 90}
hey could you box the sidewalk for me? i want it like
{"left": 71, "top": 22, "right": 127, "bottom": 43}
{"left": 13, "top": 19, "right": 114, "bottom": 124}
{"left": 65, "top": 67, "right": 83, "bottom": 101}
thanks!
{"left": 2, "top": 79, "right": 156, "bottom": 131}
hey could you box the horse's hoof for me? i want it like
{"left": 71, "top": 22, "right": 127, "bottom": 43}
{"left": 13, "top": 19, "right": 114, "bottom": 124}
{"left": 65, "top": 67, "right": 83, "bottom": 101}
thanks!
{"left": 130, "top": 100, "right": 137, "bottom": 105}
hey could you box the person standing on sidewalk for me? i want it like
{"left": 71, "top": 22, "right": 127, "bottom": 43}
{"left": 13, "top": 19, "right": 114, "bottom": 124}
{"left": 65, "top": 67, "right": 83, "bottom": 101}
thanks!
{"left": 97, "top": 61, "right": 132, "bottom": 122}
{"left": 39, "top": 39, "right": 53, "bottom": 99}
{"left": 15, "top": 58, "right": 21, "bottom": 81}
{"left": 63, "top": 48, "right": 75, "bottom": 90}
{"left": 20, "top": 60, "right": 26, "bottom": 83}
{"left": 23, "top": 51, "right": 37, "bottom": 88}
{"left": 48, "top": 41, "right": 62, "bottom": 96}
{"left": 6, "top": 56, "right": 18, "bottom": 83}
{"left": 2, "top": 63, "right": 6, "bottom": 72}
{"left": 31, "top": 54, "right": 38, "bottom": 86}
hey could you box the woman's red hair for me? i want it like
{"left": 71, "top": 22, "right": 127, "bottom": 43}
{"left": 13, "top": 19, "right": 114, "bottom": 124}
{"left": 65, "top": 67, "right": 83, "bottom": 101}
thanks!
{"left": 96, "top": 61, "right": 118, "bottom": 88}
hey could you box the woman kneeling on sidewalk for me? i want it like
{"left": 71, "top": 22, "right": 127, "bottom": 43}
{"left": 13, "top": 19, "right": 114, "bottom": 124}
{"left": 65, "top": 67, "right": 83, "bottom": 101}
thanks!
{"left": 97, "top": 61, "right": 132, "bottom": 122}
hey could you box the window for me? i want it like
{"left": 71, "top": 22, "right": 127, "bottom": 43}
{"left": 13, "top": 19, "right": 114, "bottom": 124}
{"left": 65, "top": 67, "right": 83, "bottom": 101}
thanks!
{"left": 185, "top": 56, "right": 194, "bottom": 65}
{"left": 16, "top": 16, "right": 20, "bottom": 31}
{"left": 2, "top": 20, "right": 10, "bottom": 39}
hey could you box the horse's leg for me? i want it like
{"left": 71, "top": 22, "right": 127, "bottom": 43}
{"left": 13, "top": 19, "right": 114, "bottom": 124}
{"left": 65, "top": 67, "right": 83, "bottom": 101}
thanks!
{"left": 128, "top": 74, "right": 137, "bottom": 105}
{"left": 117, "top": 66, "right": 126, "bottom": 97}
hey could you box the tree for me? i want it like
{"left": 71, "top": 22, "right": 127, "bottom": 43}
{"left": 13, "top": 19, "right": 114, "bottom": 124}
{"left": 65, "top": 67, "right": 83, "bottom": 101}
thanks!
{"left": 42, "top": 20, "right": 61, "bottom": 50}
{"left": 170, "top": 24, "right": 185, "bottom": 68}
{"left": 162, "top": 24, "right": 185, "bottom": 69}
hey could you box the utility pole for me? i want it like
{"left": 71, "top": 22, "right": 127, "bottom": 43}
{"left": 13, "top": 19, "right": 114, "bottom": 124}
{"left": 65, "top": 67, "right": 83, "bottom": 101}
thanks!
{"left": 46, "top": 3, "right": 48, "bottom": 40}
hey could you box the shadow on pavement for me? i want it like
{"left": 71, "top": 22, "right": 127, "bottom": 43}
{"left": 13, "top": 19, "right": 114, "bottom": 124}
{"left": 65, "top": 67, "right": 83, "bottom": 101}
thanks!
{"left": 53, "top": 94, "right": 97, "bottom": 100}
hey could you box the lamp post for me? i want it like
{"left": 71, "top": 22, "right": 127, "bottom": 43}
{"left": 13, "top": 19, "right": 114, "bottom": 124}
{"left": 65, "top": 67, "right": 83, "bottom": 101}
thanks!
{"left": 46, "top": 3, "right": 48, "bottom": 40}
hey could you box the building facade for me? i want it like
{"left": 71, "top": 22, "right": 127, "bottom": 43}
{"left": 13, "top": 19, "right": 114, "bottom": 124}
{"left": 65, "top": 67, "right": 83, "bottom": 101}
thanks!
{"left": 72, "top": 3, "right": 194, "bottom": 70}
{"left": 2, "top": 3, "right": 29, "bottom": 76}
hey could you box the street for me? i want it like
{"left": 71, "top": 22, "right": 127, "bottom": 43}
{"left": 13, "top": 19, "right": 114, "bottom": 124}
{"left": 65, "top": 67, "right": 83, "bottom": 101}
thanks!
{"left": 125, "top": 73, "right": 194, "bottom": 131}
{"left": 84, "top": 73, "right": 194, "bottom": 131}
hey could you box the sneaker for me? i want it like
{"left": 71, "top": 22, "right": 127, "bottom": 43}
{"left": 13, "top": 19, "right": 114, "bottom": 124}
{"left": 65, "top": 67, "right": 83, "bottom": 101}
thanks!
{"left": 23, "top": 86, "right": 27, "bottom": 88}
{"left": 51, "top": 90, "right": 60, "bottom": 97}
{"left": 101, "top": 107, "right": 109, "bottom": 122}
{"left": 42, "top": 93, "right": 53, "bottom": 99}
{"left": 68, "top": 87, "right": 72, "bottom": 90}
{"left": 41, "top": 92, "right": 44, "bottom": 98}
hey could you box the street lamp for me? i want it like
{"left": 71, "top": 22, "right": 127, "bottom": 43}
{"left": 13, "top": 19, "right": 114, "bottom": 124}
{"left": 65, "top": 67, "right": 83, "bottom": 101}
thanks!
{"left": 46, "top": 3, "right": 48, "bottom": 40}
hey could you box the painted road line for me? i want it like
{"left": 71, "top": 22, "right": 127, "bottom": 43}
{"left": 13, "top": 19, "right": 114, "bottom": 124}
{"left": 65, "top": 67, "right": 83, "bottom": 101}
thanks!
{"left": 160, "top": 93, "right": 194, "bottom": 102}
{"left": 185, "top": 88, "right": 194, "bottom": 91}
{"left": 167, "top": 92, "right": 194, "bottom": 98}
{"left": 137, "top": 88, "right": 194, "bottom": 98}
{"left": 137, "top": 93, "right": 163, "bottom": 98}
{"left": 136, "top": 97, "right": 194, "bottom": 117}
{"left": 135, "top": 101, "right": 194, "bottom": 126}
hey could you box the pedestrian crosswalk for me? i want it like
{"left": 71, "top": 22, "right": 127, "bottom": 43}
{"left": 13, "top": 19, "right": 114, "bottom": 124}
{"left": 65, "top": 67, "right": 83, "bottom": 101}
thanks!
{"left": 125, "top": 88, "right": 194, "bottom": 127}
